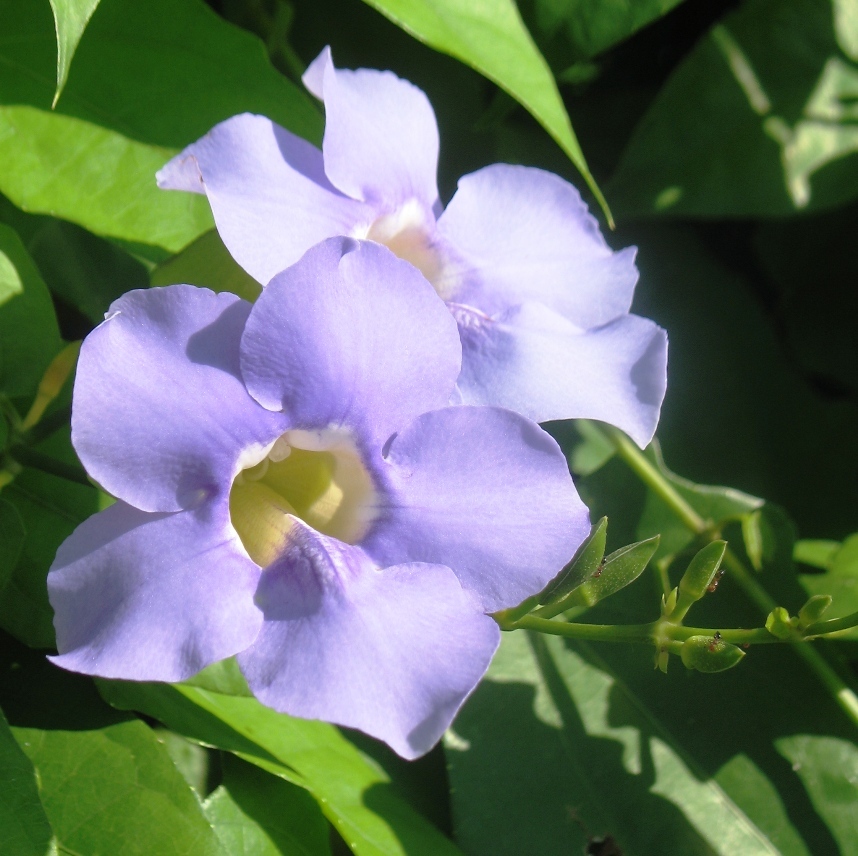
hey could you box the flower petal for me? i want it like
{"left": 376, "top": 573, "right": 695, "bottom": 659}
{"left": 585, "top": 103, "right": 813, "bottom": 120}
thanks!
{"left": 365, "top": 406, "right": 589, "bottom": 612}
{"left": 157, "top": 113, "right": 372, "bottom": 285}
{"left": 240, "top": 238, "right": 461, "bottom": 448}
{"left": 238, "top": 521, "right": 499, "bottom": 759}
{"left": 72, "top": 285, "right": 287, "bottom": 512}
{"left": 48, "top": 501, "right": 262, "bottom": 682}
{"left": 437, "top": 164, "right": 638, "bottom": 327}
{"left": 303, "top": 47, "right": 440, "bottom": 211}
{"left": 455, "top": 302, "right": 668, "bottom": 447}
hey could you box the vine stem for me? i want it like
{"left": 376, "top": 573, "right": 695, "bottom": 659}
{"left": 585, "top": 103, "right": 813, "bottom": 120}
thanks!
{"left": 597, "top": 423, "right": 858, "bottom": 730}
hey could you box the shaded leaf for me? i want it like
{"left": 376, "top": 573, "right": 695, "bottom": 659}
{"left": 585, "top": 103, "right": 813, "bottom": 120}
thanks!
{"left": 0, "top": 499, "right": 25, "bottom": 594}
{"left": 0, "top": 224, "right": 62, "bottom": 398}
{"left": 0, "top": 637, "right": 227, "bottom": 856}
{"left": 360, "top": 0, "right": 612, "bottom": 223}
{"left": 48, "top": 0, "right": 101, "bottom": 105}
{"left": 0, "top": 708, "right": 54, "bottom": 856}
{"left": 99, "top": 680, "right": 464, "bottom": 856}
{"left": 446, "top": 631, "right": 778, "bottom": 855}
{"left": 204, "top": 753, "right": 331, "bottom": 856}
{"left": 610, "top": 0, "right": 858, "bottom": 217}
{"left": 798, "top": 533, "right": 858, "bottom": 639}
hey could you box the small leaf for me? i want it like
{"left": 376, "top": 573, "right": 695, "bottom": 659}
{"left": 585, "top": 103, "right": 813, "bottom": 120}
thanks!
{"left": 794, "top": 538, "right": 840, "bottom": 570}
{"left": 572, "top": 534, "right": 660, "bottom": 607}
{"left": 539, "top": 516, "right": 607, "bottom": 604}
{"left": 797, "top": 594, "right": 832, "bottom": 629}
{"left": 360, "top": 0, "right": 612, "bottom": 224}
{"left": 765, "top": 607, "right": 797, "bottom": 640}
{"left": 48, "top": 0, "right": 101, "bottom": 106}
{"left": 742, "top": 509, "right": 765, "bottom": 571}
{"left": 798, "top": 532, "right": 858, "bottom": 639}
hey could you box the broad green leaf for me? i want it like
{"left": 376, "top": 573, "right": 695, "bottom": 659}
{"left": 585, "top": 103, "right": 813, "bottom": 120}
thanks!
{"left": 797, "top": 533, "right": 858, "bottom": 639}
{"left": 1, "top": 636, "right": 227, "bottom": 856}
{"left": 99, "top": 680, "right": 465, "bottom": 856}
{"left": 0, "top": 708, "right": 54, "bottom": 856}
{"left": 523, "top": 0, "right": 686, "bottom": 64}
{"left": 0, "top": 422, "right": 99, "bottom": 648}
{"left": 151, "top": 230, "right": 262, "bottom": 303}
{"left": 204, "top": 754, "right": 332, "bottom": 856}
{"left": 0, "top": 0, "right": 320, "bottom": 149}
{"left": 775, "top": 735, "right": 858, "bottom": 853}
{"left": 794, "top": 539, "right": 841, "bottom": 570}
{"left": 48, "top": 0, "right": 101, "bottom": 105}
{"left": 446, "top": 631, "right": 779, "bottom": 855}
{"left": 610, "top": 0, "right": 858, "bottom": 216}
{"left": 0, "top": 106, "right": 213, "bottom": 254}
{"left": 360, "top": 0, "right": 612, "bottom": 224}
{"left": 0, "top": 224, "right": 62, "bottom": 397}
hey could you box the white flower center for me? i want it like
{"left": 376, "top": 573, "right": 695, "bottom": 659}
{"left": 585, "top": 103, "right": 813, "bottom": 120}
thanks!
{"left": 229, "top": 429, "right": 378, "bottom": 567}
{"left": 356, "top": 199, "right": 454, "bottom": 300}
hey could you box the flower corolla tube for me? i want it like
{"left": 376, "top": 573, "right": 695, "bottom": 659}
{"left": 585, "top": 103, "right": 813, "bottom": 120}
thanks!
{"left": 48, "top": 238, "right": 589, "bottom": 759}
{"left": 158, "top": 48, "right": 668, "bottom": 448}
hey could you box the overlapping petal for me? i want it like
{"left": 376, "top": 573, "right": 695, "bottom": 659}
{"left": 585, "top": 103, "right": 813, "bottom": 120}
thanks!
{"left": 438, "top": 165, "right": 639, "bottom": 327}
{"left": 303, "top": 47, "right": 440, "bottom": 211}
{"left": 365, "top": 406, "right": 589, "bottom": 612}
{"left": 455, "top": 303, "right": 668, "bottom": 446}
{"left": 72, "top": 286, "right": 288, "bottom": 512}
{"left": 240, "top": 238, "right": 461, "bottom": 448}
{"left": 239, "top": 521, "right": 499, "bottom": 759}
{"left": 48, "top": 501, "right": 262, "bottom": 682}
{"left": 157, "top": 113, "right": 372, "bottom": 285}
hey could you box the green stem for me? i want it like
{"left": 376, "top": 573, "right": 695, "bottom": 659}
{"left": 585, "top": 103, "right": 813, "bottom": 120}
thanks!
{"left": 597, "top": 422, "right": 858, "bottom": 730}
{"left": 9, "top": 447, "right": 91, "bottom": 487}
{"left": 506, "top": 615, "right": 655, "bottom": 643}
{"left": 804, "top": 610, "right": 858, "bottom": 637}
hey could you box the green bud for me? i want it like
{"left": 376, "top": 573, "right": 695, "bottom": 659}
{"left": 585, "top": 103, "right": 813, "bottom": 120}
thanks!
{"left": 765, "top": 606, "right": 798, "bottom": 639}
{"left": 539, "top": 517, "right": 607, "bottom": 605}
{"left": 678, "top": 540, "right": 727, "bottom": 602}
{"left": 655, "top": 649, "right": 670, "bottom": 674}
{"left": 680, "top": 634, "right": 746, "bottom": 673}
{"left": 572, "top": 534, "right": 660, "bottom": 608}
{"left": 797, "top": 595, "right": 833, "bottom": 630}
{"left": 661, "top": 587, "right": 679, "bottom": 617}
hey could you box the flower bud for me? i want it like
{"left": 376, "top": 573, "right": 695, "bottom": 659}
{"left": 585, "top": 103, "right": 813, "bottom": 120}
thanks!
{"left": 797, "top": 595, "right": 832, "bottom": 630}
{"left": 678, "top": 541, "right": 727, "bottom": 602}
{"left": 680, "top": 634, "right": 745, "bottom": 673}
{"left": 765, "top": 606, "right": 798, "bottom": 639}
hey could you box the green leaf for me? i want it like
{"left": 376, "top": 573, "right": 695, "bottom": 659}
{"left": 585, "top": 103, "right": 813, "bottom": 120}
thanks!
{"left": 794, "top": 539, "right": 841, "bottom": 570}
{"left": 446, "top": 631, "right": 779, "bottom": 855}
{"left": 48, "top": 0, "right": 101, "bottom": 106}
{"left": 0, "top": 708, "right": 54, "bottom": 856}
{"left": 204, "top": 754, "right": 332, "bottom": 856}
{"left": 0, "top": 424, "right": 99, "bottom": 648}
{"left": 775, "top": 735, "right": 858, "bottom": 854}
{"left": 360, "top": 0, "right": 612, "bottom": 225}
{"left": 523, "top": 0, "right": 687, "bottom": 64}
{"left": 798, "top": 533, "right": 858, "bottom": 639}
{"left": 0, "top": 106, "right": 213, "bottom": 254}
{"left": 1, "top": 635, "right": 227, "bottom": 856}
{"left": 539, "top": 516, "right": 608, "bottom": 605}
{"left": 1, "top": 0, "right": 321, "bottom": 149}
{"left": 610, "top": 0, "right": 858, "bottom": 216}
{"left": 151, "top": 230, "right": 262, "bottom": 303}
{"left": 572, "top": 535, "right": 660, "bottom": 607}
{"left": 0, "top": 224, "right": 62, "bottom": 398}
{"left": 98, "top": 680, "right": 465, "bottom": 856}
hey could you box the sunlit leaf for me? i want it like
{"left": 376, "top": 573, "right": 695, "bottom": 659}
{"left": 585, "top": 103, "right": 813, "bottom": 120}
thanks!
{"left": 99, "top": 680, "right": 465, "bottom": 856}
{"left": 48, "top": 0, "right": 101, "bottom": 105}
{"left": 360, "top": 0, "right": 612, "bottom": 224}
{"left": 0, "top": 224, "right": 62, "bottom": 398}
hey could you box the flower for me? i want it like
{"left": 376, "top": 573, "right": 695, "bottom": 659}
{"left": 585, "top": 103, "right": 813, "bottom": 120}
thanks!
{"left": 158, "top": 48, "right": 668, "bottom": 447}
{"left": 48, "top": 238, "right": 588, "bottom": 758}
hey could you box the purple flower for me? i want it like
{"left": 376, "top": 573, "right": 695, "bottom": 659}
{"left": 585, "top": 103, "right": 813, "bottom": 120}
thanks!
{"left": 48, "top": 238, "right": 588, "bottom": 758}
{"left": 158, "top": 48, "right": 668, "bottom": 447}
